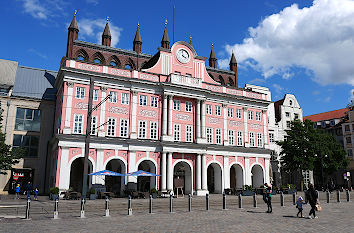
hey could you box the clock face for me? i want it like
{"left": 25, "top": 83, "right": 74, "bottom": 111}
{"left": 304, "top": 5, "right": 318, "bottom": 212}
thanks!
{"left": 176, "top": 48, "right": 190, "bottom": 64}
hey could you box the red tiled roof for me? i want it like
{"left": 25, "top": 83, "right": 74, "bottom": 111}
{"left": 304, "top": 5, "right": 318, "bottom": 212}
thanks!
{"left": 304, "top": 108, "right": 347, "bottom": 122}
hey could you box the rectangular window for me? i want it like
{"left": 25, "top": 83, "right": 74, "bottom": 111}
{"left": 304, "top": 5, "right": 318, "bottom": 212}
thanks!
{"left": 173, "top": 100, "right": 180, "bottom": 111}
{"left": 109, "top": 91, "right": 117, "bottom": 103}
{"left": 121, "top": 93, "right": 129, "bottom": 105}
{"left": 90, "top": 116, "right": 97, "bottom": 135}
{"left": 228, "top": 108, "right": 234, "bottom": 118}
{"left": 256, "top": 112, "right": 261, "bottom": 121}
{"left": 345, "top": 125, "right": 350, "bottom": 131}
{"left": 257, "top": 133, "right": 263, "bottom": 147}
{"left": 150, "top": 121, "right": 158, "bottom": 140}
{"left": 237, "top": 131, "right": 243, "bottom": 146}
{"left": 186, "top": 125, "right": 193, "bottom": 142}
{"left": 216, "top": 128, "right": 222, "bottom": 144}
{"left": 93, "top": 89, "right": 99, "bottom": 101}
{"left": 138, "top": 121, "right": 146, "bottom": 138}
{"left": 139, "top": 95, "right": 147, "bottom": 106}
{"left": 346, "top": 137, "right": 352, "bottom": 144}
{"left": 348, "top": 149, "right": 353, "bottom": 157}
{"left": 151, "top": 96, "right": 158, "bottom": 108}
{"left": 76, "top": 87, "right": 85, "bottom": 99}
{"left": 285, "top": 112, "right": 290, "bottom": 117}
{"left": 215, "top": 106, "right": 221, "bottom": 116}
{"left": 107, "top": 118, "right": 116, "bottom": 136}
{"left": 206, "top": 128, "right": 213, "bottom": 144}
{"left": 236, "top": 109, "right": 242, "bottom": 119}
{"left": 269, "top": 133, "right": 274, "bottom": 143}
{"left": 15, "top": 108, "right": 41, "bottom": 132}
{"left": 206, "top": 104, "right": 212, "bottom": 115}
{"left": 249, "top": 132, "right": 255, "bottom": 147}
{"left": 174, "top": 124, "right": 181, "bottom": 141}
{"left": 286, "top": 121, "right": 291, "bottom": 128}
{"left": 120, "top": 119, "right": 129, "bottom": 138}
{"left": 185, "top": 101, "right": 192, "bottom": 112}
{"left": 228, "top": 130, "right": 234, "bottom": 146}
{"left": 248, "top": 111, "right": 253, "bottom": 120}
{"left": 73, "top": 114, "right": 83, "bottom": 134}
{"left": 294, "top": 113, "right": 299, "bottom": 120}
{"left": 12, "top": 134, "right": 40, "bottom": 157}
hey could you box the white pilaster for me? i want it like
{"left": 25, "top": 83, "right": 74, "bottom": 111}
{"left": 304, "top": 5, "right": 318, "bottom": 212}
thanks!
{"left": 201, "top": 154, "right": 208, "bottom": 191}
{"left": 245, "top": 157, "right": 251, "bottom": 185}
{"left": 58, "top": 147, "right": 70, "bottom": 190}
{"left": 263, "top": 110, "right": 267, "bottom": 148}
{"left": 243, "top": 107, "right": 249, "bottom": 147}
{"left": 201, "top": 100, "right": 206, "bottom": 139}
{"left": 161, "top": 152, "right": 167, "bottom": 191}
{"left": 130, "top": 91, "right": 138, "bottom": 139}
{"left": 223, "top": 156, "right": 230, "bottom": 189}
{"left": 63, "top": 82, "right": 74, "bottom": 134}
{"left": 196, "top": 154, "right": 201, "bottom": 191}
{"left": 265, "top": 158, "right": 270, "bottom": 184}
{"left": 166, "top": 152, "right": 173, "bottom": 191}
{"left": 168, "top": 95, "right": 173, "bottom": 136}
{"left": 223, "top": 104, "right": 228, "bottom": 146}
{"left": 98, "top": 87, "right": 107, "bottom": 137}
{"left": 128, "top": 151, "right": 137, "bottom": 183}
{"left": 94, "top": 149, "right": 105, "bottom": 185}
{"left": 196, "top": 99, "right": 201, "bottom": 140}
{"left": 162, "top": 95, "right": 168, "bottom": 136}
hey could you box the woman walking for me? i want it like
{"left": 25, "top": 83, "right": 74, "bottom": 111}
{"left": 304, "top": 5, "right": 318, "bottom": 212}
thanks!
{"left": 306, "top": 183, "right": 318, "bottom": 219}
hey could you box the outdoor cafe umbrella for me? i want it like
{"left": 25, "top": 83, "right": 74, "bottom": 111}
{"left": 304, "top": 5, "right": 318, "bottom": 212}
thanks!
{"left": 125, "top": 170, "right": 161, "bottom": 176}
{"left": 88, "top": 170, "right": 123, "bottom": 176}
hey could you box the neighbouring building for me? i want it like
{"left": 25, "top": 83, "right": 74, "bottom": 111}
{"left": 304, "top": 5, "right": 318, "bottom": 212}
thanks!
{"left": 341, "top": 107, "right": 354, "bottom": 188}
{"left": 0, "top": 59, "right": 57, "bottom": 194}
{"left": 49, "top": 15, "right": 273, "bottom": 196}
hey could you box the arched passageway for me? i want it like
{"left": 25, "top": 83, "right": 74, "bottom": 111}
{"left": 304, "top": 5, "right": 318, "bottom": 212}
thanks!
{"left": 105, "top": 159, "right": 126, "bottom": 196}
{"left": 251, "top": 165, "right": 264, "bottom": 188}
{"left": 230, "top": 164, "right": 244, "bottom": 189}
{"left": 207, "top": 163, "right": 222, "bottom": 193}
{"left": 69, "top": 157, "right": 93, "bottom": 193}
{"left": 173, "top": 161, "right": 193, "bottom": 195}
{"left": 137, "top": 160, "right": 157, "bottom": 192}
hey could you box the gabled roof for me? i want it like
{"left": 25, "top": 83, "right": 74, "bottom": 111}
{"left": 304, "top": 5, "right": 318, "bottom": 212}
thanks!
{"left": 274, "top": 98, "right": 285, "bottom": 122}
{"left": 304, "top": 108, "right": 347, "bottom": 122}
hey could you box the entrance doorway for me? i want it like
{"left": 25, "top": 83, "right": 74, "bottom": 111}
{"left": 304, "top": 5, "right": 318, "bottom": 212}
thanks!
{"left": 105, "top": 159, "right": 125, "bottom": 196}
{"left": 137, "top": 160, "right": 157, "bottom": 192}
{"left": 69, "top": 157, "right": 93, "bottom": 193}
{"left": 207, "top": 163, "right": 222, "bottom": 193}
{"left": 251, "top": 165, "right": 264, "bottom": 188}
{"left": 230, "top": 164, "right": 244, "bottom": 190}
{"left": 173, "top": 161, "right": 192, "bottom": 194}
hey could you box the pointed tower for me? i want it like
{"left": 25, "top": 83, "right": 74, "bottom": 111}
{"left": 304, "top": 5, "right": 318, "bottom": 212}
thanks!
{"left": 189, "top": 36, "right": 193, "bottom": 47}
{"left": 209, "top": 44, "right": 217, "bottom": 68}
{"left": 133, "top": 23, "right": 142, "bottom": 53}
{"left": 66, "top": 10, "right": 79, "bottom": 58}
{"left": 161, "top": 20, "right": 170, "bottom": 49}
{"left": 102, "top": 17, "right": 111, "bottom": 47}
{"left": 229, "top": 51, "right": 238, "bottom": 87}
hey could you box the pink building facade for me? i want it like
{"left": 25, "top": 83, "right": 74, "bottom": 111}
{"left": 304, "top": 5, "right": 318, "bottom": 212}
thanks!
{"left": 50, "top": 17, "right": 271, "bottom": 196}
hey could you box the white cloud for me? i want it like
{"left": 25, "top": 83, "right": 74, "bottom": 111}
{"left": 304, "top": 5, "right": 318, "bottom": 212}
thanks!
{"left": 86, "top": 0, "right": 99, "bottom": 5}
{"left": 28, "top": 48, "right": 47, "bottom": 59}
{"left": 22, "top": 0, "right": 47, "bottom": 19}
{"left": 312, "top": 90, "right": 320, "bottom": 96}
{"left": 272, "top": 83, "right": 284, "bottom": 94}
{"left": 78, "top": 18, "right": 122, "bottom": 47}
{"left": 220, "top": 0, "right": 354, "bottom": 86}
{"left": 21, "top": 0, "right": 67, "bottom": 21}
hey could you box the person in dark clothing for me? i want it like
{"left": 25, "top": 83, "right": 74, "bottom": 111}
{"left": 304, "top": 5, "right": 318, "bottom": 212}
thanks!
{"left": 306, "top": 183, "right": 318, "bottom": 219}
{"left": 265, "top": 183, "right": 272, "bottom": 213}
{"left": 25, "top": 182, "right": 33, "bottom": 200}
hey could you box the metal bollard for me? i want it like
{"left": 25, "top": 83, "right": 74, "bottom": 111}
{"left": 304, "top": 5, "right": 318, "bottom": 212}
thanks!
{"left": 253, "top": 193, "right": 257, "bottom": 208}
{"left": 169, "top": 193, "right": 173, "bottom": 213}
{"left": 346, "top": 190, "right": 350, "bottom": 202}
{"left": 238, "top": 193, "right": 242, "bottom": 209}
{"left": 326, "top": 191, "right": 330, "bottom": 203}
{"left": 128, "top": 196, "right": 132, "bottom": 215}
{"left": 149, "top": 195, "right": 153, "bottom": 214}
{"left": 105, "top": 196, "right": 110, "bottom": 217}
{"left": 222, "top": 192, "right": 226, "bottom": 210}
{"left": 25, "top": 198, "right": 31, "bottom": 220}
{"left": 206, "top": 193, "right": 209, "bottom": 211}
{"left": 280, "top": 192, "right": 284, "bottom": 206}
{"left": 80, "top": 198, "right": 85, "bottom": 218}
{"left": 337, "top": 190, "right": 340, "bottom": 203}
{"left": 54, "top": 198, "right": 59, "bottom": 219}
{"left": 292, "top": 192, "right": 296, "bottom": 205}
{"left": 188, "top": 194, "right": 192, "bottom": 212}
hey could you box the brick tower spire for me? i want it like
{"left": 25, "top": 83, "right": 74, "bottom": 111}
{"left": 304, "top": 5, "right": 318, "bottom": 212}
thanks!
{"left": 66, "top": 10, "right": 79, "bottom": 58}
{"left": 209, "top": 44, "right": 217, "bottom": 68}
{"left": 102, "top": 17, "right": 111, "bottom": 47}
{"left": 161, "top": 19, "right": 170, "bottom": 49}
{"left": 229, "top": 51, "right": 238, "bottom": 87}
{"left": 133, "top": 23, "right": 142, "bottom": 53}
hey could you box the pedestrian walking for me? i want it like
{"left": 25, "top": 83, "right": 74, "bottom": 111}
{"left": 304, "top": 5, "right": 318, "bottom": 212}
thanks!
{"left": 296, "top": 196, "right": 306, "bottom": 218}
{"left": 306, "top": 183, "right": 319, "bottom": 219}
{"left": 265, "top": 183, "right": 272, "bottom": 213}
{"left": 34, "top": 187, "right": 39, "bottom": 200}
{"left": 25, "top": 182, "right": 33, "bottom": 200}
{"left": 15, "top": 184, "right": 21, "bottom": 199}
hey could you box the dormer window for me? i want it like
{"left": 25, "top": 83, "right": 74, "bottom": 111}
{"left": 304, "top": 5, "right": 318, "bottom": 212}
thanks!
{"left": 94, "top": 58, "right": 102, "bottom": 64}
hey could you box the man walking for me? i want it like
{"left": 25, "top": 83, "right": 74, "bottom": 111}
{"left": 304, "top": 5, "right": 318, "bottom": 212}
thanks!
{"left": 25, "top": 182, "right": 33, "bottom": 200}
{"left": 265, "top": 183, "right": 272, "bottom": 213}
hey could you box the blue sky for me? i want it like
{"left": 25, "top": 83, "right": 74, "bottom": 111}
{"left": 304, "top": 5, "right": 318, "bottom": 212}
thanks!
{"left": 1, "top": 0, "right": 353, "bottom": 116}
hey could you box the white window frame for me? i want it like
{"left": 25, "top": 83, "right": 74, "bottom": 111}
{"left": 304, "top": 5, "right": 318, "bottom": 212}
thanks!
{"left": 228, "top": 108, "right": 233, "bottom": 118}
{"left": 138, "top": 120, "right": 147, "bottom": 139}
{"left": 73, "top": 114, "right": 83, "bottom": 134}
{"left": 93, "top": 89, "right": 99, "bottom": 101}
{"left": 206, "top": 104, "right": 212, "bottom": 115}
{"left": 174, "top": 124, "right": 181, "bottom": 141}
{"left": 90, "top": 116, "right": 97, "bottom": 135}
{"left": 139, "top": 95, "right": 147, "bottom": 106}
{"left": 249, "top": 132, "right": 255, "bottom": 147}
{"left": 206, "top": 128, "right": 213, "bottom": 144}
{"left": 286, "top": 121, "right": 291, "bottom": 128}
{"left": 237, "top": 131, "right": 243, "bottom": 146}
{"left": 120, "top": 119, "right": 129, "bottom": 138}
{"left": 256, "top": 112, "right": 261, "bottom": 121}
{"left": 186, "top": 125, "right": 193, "bottom": 142}
{"left": 215, "top": 105, "right": 221, "bottom": 116}
{"left": 151, "top": 96, "right": 158, "bottom": 108}
{"left": 173, "top": 100, "right": 181, "bottom": 111}
{"left": 236, "top": 109, "right": 242, "bottom": 119}
{"left": 248, "top": 111, "right": 253, "bottom": 120}
{"left": 109, "top": 91, "right": 117, "bottom": 103}
{"left": 107, "top": 118, "right": 116, "bottom": 137}
{"left": 269, "top": 133, "right": 274, "bottom": 143}
{"left": 150, "top": 121, "right": 158, "bottom": 140}
{"left": 216, "top": 128, "right": 222, "bottom": 144}
{"left": 121, "top": 93, "right": 129, "bottom": 105}
{"left": 185, "top": 101, "right": 192, "bottom": 112}
{"left": 75, "top": 87, "right": 85, "bottom": 99}
{"left": 257, "top": 133, "right": 263, "bottom": 147}
{"left": 228, "top": 130, "right": 234, "bottom": 146}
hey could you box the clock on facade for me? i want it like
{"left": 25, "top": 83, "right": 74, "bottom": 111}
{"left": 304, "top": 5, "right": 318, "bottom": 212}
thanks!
{"left": 176, "top": 48, "right": 190, "bottom": 63}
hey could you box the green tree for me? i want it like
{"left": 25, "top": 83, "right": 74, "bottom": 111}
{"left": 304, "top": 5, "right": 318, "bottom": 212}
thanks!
{"left": 0, "top": 112, "right": 24, "bottom": 175}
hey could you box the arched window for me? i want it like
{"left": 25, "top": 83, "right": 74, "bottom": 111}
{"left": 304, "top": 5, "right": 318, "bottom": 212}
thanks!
{"left": 77, "top": 55, "right": 85, "bottom": 61}
{"left": 75, "top": 49, "right": 89, "bottom": 62}
{"left": 228, "top": 77, "right": 234, "bottom": 86}
{"left": 110, "top": 61, "right": 117, "bottom": 67}
{"left": 93, "top": 58, "right": 101, "bottom": 64}
{"left": 125, "top": 64, "right": 132, "bottom": 70}
{"left": 219, "top": 76, "right": 225, "bottom": 85}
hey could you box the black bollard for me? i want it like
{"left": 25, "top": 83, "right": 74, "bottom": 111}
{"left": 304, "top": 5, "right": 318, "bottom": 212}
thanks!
{"left": 25, "top": 198, "right": 31, "bottom": 220}
{"left": 253, "top": 193, "right": 257, "bottom": 208}
{"left": 326, "top": 190, "right": 330, "bottom": 203}
{"left": 188, "top": 194, "right": 192, "bottom": 212}
{"left": 206, "top": 193, "right": 209, "bottom": 211}
{"left": 149, "top": 195, "right": 153, "bottom": 214}
{"left": 222, "top": 192, "right": 226, "bottom": 210}
{"left": 80, "top": 198, "right": 85, "bottom": 218}
{"left": 292, "top": 192, "right": 296, "bottom": 205}
{"left": 128, "top": 196, "right": 132, "bottom": 215}
{"left": 337, "top": 190, "right": 340, "bottom": 203}
{"left": 105, "top": 196, "right": 110, "bottom": 217}
{"left": 346, "top": 190, "right": 350, "bottom": 202}
{"left": 238, "top": 193, "right": 242, "bottom": 209}
{"left": 280, "top": 192, "right": 284, "bottom": 206}
{"left": 169, "top": 193, "right": 173, "bottom": 213}
{"left": 54, "top": 198, "right": 59, "bottom": 219}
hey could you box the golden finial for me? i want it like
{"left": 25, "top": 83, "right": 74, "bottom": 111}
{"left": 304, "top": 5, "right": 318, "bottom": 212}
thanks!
{"left": 74, "top": 10, "right": 77, "bottom": 16}
{"left": 165, "top": 19, "right": 168, "bottom": 26}
{"left": 137, "top": 22, "right": 140, "bottom": 28}
{"left": 106, "top": 16, "right": 109, "bottom": 22}
{"left": 212, "top": 43, "right": 214, "bottom": 47}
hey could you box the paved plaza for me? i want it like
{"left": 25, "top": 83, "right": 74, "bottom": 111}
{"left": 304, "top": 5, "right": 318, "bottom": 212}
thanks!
{"left": 0, "top": 192, "right": 353, "bottom": 233}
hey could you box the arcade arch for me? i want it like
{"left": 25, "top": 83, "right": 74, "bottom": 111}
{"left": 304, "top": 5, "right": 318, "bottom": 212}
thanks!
{"left": 69, "top": 157, "right": 93, "bottom": 193}
{"left": 137, "top": 160, "right": 157, "bottom": 192}
{"left": 105, "top": 159, "right": 126, "bottom": 196}
{"left": 230, "top": 163, "right": 244, "bottom": 189}
{"left": 173, "top": 161, "right": 193, "bottom": 195}
{"left": 207, "top": 163, "right": 222, "bottom": 193}
{"left": 251, "top": 164, "right": 264, "bottom": 188}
